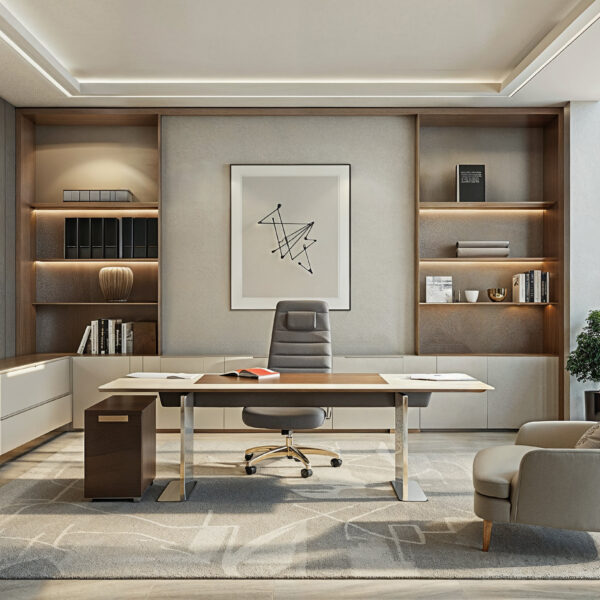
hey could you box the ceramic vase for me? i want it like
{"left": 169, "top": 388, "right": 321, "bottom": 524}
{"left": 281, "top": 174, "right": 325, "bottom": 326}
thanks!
{"left": 99, "top": 266, "right": 133, "bottom": 302}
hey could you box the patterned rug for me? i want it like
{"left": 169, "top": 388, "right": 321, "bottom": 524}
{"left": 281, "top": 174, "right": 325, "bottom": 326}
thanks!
{"left": 0, "top": 432, "right": 598, "bottom": 579}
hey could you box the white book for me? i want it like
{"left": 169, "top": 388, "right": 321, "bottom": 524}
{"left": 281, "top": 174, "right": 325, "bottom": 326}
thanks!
{"left": 456, "top": 247, "right": 510, "bottom": 257}
{"left": 77, "top": 325, "right": 91, "bottom": 354}
{"left": 91, "top": 320, "right": 98, "bottom": 355}
{"left": 534, "top": 270, "right": 542, "bottom": 303}
{"left": 108, "top": 319, "right": 115, "bottom": 354}
{"left": 512, "top": 273, "right": 526, "bottom": 303}
{"left": 121, "top": 322, "right": 133, "bottom": 355}
{"left": 410, "top": 373, "right": 475, "bottom": 381}
{"left": 127, "top": 372, "right": 200, "bottom": 380}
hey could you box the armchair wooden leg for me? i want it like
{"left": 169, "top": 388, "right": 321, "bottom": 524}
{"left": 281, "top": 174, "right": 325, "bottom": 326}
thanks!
{"left": 482, "top": 520, "right": 493, "bottom": 552}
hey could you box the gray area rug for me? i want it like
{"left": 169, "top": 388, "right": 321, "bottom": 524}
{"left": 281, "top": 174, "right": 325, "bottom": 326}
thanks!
{"left": 0, "top": 432, "right": 598, "bottom": 579}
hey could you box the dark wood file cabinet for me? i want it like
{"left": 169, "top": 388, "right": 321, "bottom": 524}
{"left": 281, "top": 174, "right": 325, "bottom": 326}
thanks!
{"left": 84, "top": 395, "right": 156, "bottom": 500}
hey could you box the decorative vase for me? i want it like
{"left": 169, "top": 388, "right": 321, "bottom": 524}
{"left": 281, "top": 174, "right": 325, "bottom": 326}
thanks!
{"left": 487, "top": 288, "right": 507, "bottom": 302}
{"left": 464, "top": 290, "right": 479, "bottom": 303}
{"left": 99, "top": 267, "right": 133, "bottom": 302}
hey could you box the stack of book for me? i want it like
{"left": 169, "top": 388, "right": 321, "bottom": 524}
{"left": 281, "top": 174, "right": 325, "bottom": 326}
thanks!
{"left": 456, "top": 241, "right": 509, "bottom": 258}
{"left": 512, "top": 271, "right": 550, "bottom": 303}
{"left": 77, "top": 320, "right": 157, "bottom": 355}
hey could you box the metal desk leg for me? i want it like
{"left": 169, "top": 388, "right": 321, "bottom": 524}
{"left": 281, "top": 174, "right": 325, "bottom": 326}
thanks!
{"left": 157, "top": 392, "right": 197, "bottom": 502}
{"left": 391, "top": 393, "right": 427, "bottom": 502}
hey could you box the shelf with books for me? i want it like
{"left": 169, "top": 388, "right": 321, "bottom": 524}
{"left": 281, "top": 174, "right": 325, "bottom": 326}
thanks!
{"left": 33, "top": 302, "right": 158, "bottom": 306}
{"left": 419, "top": 257, "right": 557, "bottom": 263}
{"left": 415, "top": 109, "right": 564, "bottom": 409}
{"left": 419, "top": 202, "right": 555, "bottom": 211}
{"left": 31, "top": 203, "right": 159, "bottom": 211}
{"left": 16, "top": 108, "right": 162, "bottom": 355}
{"left": 419, "top": 302, "right": 557, "bottom": 307}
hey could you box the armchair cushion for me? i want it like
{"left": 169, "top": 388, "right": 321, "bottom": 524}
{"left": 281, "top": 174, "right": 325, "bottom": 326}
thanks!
{"left": 575, "top": 422, "right": 600, "bottom": 449}
{"left": 473, "top": 444, "right": 538, "bottom": 499}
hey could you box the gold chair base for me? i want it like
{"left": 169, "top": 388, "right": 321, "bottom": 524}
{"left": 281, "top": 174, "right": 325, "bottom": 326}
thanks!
{"left": 245, "top": 436, "right": 340, "bottom": 470}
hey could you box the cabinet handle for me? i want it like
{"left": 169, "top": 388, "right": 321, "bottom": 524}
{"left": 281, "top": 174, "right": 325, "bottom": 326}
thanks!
{"left": 98, "top": 415, "right": 128, "bottom": 423}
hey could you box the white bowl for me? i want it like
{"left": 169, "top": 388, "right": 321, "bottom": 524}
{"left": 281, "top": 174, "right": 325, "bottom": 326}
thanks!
{"left": 464, "top": 290, "right": 479, "bottom": 303}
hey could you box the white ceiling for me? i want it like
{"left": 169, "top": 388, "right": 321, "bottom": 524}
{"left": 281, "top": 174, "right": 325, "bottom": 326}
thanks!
{"left": 0, "top": 0, "right": 599, "bottom": 107}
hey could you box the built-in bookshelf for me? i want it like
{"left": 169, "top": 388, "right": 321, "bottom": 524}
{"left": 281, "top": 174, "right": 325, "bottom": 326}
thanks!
{"left": 16, "top": 110, "right": 161, "bottom": 355}
{"left": 414, "top": 108, "right": 564, "bottom": 411}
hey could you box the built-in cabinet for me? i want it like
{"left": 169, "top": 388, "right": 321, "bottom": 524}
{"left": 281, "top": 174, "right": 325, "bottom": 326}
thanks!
{"left": 0, "top": 357, "right": 71, "bottom": 454}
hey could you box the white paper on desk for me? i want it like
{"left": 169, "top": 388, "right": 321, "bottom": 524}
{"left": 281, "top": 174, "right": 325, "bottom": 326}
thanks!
{"left": 127, "top": 372, "right": 201, "bottom": 380}
{"left": 410, "top": 373, "right": 475, "bottom": 381}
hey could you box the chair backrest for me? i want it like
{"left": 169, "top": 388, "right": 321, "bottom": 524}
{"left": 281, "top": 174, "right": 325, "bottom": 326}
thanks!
{"left": 268, "top": 300, "right": 332, "bottom": 373}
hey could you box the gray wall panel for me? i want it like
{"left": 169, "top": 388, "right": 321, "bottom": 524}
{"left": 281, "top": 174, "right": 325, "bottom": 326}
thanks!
{"left": 161, "top": 116, "right": 414, "bottom": 355}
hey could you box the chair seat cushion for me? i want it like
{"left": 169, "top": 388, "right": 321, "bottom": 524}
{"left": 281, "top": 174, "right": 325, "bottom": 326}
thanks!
{"left": 473, "top": 444, "right": 538, "bottom": 499}
{"left": 242, "top": 406, "right": 326, "bottom": 430}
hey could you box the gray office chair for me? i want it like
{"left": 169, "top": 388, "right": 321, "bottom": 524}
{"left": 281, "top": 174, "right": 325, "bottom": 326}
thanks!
{"left": 243, "top": 300, "right": 342, "bottom": 478}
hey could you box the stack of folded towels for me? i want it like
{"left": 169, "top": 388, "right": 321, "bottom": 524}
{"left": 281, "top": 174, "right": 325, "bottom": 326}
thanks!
{"left": 456, "top": 241, "right": 510, "bottom": 257}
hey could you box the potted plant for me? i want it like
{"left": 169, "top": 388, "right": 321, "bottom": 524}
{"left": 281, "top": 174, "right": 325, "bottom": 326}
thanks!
{"left": 566, "top": 310, "right": 600, "bottom": 420}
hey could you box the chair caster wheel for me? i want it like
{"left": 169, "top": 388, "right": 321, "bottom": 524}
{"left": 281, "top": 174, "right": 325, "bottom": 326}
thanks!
{"left": 301, "top": 468, "right": 313, "bottom": 478}
{"left": 244, "top": 453, "right": 253, "bottom": 461}
{"left": 331, "top": 458, "right": 342, "bottom": 467}
{"left": 245, "top": 466, "right": 257, "bottom": 475}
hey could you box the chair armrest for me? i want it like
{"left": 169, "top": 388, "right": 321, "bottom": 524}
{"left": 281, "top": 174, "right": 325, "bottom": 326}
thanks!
{"left": 515, "top": 421, "right": 596, "bottom": 448}
{"left": 512, "top": 448, "right": 600, "bottom": 531}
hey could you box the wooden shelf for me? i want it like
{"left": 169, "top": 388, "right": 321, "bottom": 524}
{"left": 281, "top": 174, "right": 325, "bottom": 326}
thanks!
{"left": 419, "top": 202, "right": 554, "bottom": 210}
{"left": 35, "top": 259, "right": 158, "bottom": 263}
{"left": 31, "top": 203, "right": 158, "bottom": 211}
{"left": 419, "top": 302, "right": 557, "bottom": 306}
{"left": 419, "top": 257, "right": 557, "bottom": 263}
{"left": 33, "top": 302, "right": 158, "bottom": 307}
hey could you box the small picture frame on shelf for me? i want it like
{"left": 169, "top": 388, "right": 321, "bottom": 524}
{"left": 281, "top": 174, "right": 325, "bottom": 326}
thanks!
{"left": 426, "top": 276, "right": 453, "bottom": 303}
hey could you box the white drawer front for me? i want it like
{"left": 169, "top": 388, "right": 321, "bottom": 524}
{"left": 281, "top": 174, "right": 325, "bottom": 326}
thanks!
{"left": 1, "top": 394, "right": 72, "bottom": 454}
{"left": 1, "top": 359, "right": 70, "bottom": 418}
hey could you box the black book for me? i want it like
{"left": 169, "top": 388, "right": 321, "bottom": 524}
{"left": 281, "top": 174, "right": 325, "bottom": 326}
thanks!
{"left": 121, "top": 217, "right": 133, "bottom": 258}
{"left": 64, "top": 218, "right": 78, "bottom": 259}
{"left": 91, "top": 218, "right": 104, "bottom": 259}
{"left": 528, "top": 270, "right": 535, "bottom": 302}
{"left": 99, "top": 318, "right": 108, "bottom": 355}
{"left": 147, "top": 218, "right": 158, "bottom": 258}
{"left": 103, "top": 218, "right": 119, "bottom": 258}
{"left": 133, "top": 217, "right": 147, "bottom": 258}
{"left": 77, "top": 218, "right": 91, "bottom": 258}
{"left": 456, "top": 164, "right": 485, "bottom": 202}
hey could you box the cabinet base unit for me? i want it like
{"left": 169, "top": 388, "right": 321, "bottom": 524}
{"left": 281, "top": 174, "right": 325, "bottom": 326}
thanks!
{"left": 84, "top": 395, "right": 156, "bottom": 500}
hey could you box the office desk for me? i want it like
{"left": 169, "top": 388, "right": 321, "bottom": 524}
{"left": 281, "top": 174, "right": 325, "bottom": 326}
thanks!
{"left": 99, "top": 373, "right": 492, "bottom": 503}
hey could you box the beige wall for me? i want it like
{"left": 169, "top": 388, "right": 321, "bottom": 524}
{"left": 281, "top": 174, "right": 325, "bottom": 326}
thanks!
{"left": 161, "top": 116, "right": 415, "bottom": 355}
{"left": 0, "top": 98, "right": 15, "bottom": 359}
{"left": 567, "top": 102, "right": 600, "bottom": 419}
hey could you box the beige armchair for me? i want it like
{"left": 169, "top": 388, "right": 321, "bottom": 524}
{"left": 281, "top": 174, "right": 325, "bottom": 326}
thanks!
{"left": 473, "top": 421, "right": 600, "bottom": 551}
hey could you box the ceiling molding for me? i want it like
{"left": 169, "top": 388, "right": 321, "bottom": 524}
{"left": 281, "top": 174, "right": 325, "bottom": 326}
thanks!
{"left": 501, "top": 0, "right": 600, "bottom": 96}
{"left": 0, "top": 0, "right": 594, "bottom": 101}
{"left": 0, "top": 1, "right": 78, "bottom": 95}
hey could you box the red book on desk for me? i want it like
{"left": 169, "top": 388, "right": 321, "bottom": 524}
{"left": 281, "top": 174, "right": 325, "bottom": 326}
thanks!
{"left": 221, "top": 368, "right": 280, "bottom": 380}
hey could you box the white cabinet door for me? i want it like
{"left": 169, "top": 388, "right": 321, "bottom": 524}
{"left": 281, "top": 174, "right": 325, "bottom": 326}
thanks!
{"left": 0, "top": 358, "right": 70, "bottom": 418}
{"left": 157, "top": 357, "right": 224, "bottom": 429}
{"left": 420, "top": 356, "right": 487, "bottom": 429}
{"left": 72, "top": 356, "right": 133, "bottom": 428}
{"left": 487, "top": 356, "right": 558, "bottom": 428}
{"left": 1, "top": 395, "right": 72, "bottom": 454}
{"left": 332, "top": 356, "right": 419, "bottom": 430}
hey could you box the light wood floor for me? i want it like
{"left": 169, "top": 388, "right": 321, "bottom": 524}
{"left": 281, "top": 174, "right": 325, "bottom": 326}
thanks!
{"left": 1, "top": 431, "right": 599, "bottom": 599}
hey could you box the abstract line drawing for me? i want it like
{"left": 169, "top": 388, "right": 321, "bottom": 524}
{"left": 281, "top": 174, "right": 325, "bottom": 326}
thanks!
{"left": 258, "top": 204, "right": 317, "bottom": 274}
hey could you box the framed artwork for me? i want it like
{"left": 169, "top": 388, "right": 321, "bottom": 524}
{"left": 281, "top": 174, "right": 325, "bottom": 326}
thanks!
{"left": 230, "top": 164, "right": 350, "bottom": 310}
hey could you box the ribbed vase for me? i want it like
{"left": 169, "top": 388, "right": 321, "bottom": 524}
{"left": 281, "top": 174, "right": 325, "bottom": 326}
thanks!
{"left": 99, "top": 267, "right": 134, "bottom": 302}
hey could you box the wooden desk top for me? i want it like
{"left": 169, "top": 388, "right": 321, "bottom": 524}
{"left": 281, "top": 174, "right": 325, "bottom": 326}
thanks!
{"left": 99, "top": 372, "right": 493, "bottom": 394}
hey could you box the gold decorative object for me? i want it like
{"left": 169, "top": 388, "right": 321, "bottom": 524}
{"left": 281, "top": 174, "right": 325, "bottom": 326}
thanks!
{"left": 99, "top": 267, "right": 134, "bottom": 302}
{"left": 487, "top": 288, "right": 507, "bottom": 302}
